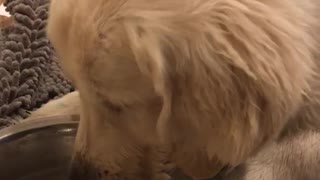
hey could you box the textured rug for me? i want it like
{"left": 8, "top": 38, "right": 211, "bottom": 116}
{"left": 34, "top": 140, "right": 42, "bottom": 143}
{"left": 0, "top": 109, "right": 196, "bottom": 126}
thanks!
{"left": 0, "top": 0, "right": 74, "bottom": 129}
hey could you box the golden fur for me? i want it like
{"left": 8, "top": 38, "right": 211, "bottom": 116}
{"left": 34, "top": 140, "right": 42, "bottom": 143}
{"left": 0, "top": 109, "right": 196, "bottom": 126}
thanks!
{"left": 42, "top": 0, "right": 320, "bottom": 179}
{"left": 214, "top": 131, "right": 320, "bottom": 180}
{"left": 28, "top": 91, "right": 80, "bottom": 119}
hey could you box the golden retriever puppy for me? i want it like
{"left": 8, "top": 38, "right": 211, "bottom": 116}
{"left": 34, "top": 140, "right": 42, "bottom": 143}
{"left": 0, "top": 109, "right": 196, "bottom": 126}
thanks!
{"left": 29, "top": 90, "right": 320, "bottom": 180}
{"left": 46, "top": 0, "right": 320, "bottom": 179}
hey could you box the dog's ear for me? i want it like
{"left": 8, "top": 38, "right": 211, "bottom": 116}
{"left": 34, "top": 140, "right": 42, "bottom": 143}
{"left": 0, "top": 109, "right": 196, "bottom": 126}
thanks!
{"left": 123, "top": 18, "right": 172, "bottom": 142}
{"left": 121, "top": 0, "right": 317, "bottom": 170}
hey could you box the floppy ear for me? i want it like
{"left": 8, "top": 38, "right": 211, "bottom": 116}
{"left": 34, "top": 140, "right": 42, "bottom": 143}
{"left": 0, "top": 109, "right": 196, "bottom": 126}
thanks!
{"left": 120, "top": 0, "right": 316, "bottom": 171}
{"left": 123, "top": 19, "right": 172, "bottom": 143}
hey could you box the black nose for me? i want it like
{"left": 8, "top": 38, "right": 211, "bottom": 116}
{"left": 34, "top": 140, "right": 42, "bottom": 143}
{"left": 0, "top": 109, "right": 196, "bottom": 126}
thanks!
{"left": 69, "top": 153, "right": 100, "bottom": 180}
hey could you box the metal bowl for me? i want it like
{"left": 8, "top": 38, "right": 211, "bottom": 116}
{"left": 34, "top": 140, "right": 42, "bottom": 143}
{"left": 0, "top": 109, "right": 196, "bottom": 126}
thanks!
{"left": 0, "top": 115, "right": 79, "bottom": 180}
{"left": 0, "top": 115, "right": 191, "bottom": 180}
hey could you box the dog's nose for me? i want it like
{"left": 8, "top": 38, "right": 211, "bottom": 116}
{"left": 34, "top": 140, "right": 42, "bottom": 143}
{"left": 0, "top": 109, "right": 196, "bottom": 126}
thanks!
{"left": 69, "top": 153, "right": 100, "bottom": 180}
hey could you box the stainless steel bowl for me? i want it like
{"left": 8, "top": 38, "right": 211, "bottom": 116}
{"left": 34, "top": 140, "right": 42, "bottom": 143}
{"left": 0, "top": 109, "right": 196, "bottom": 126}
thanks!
{"left": 0, "top": 115, "right": 79, "bottom": 180}
{"left": 0, "top": 115, "right": 191, "bottom": 180}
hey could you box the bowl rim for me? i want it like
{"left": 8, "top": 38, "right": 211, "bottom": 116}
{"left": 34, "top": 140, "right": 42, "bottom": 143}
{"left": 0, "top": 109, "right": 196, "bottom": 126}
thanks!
{"left": 0, "top": 114, "right": 79, "bottom": 142}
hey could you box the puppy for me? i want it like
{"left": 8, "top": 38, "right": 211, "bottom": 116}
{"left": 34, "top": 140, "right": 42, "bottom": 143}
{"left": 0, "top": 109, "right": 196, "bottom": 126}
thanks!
{"left": 46, "top": 0, "right": 320, "bottom": 179}
{"left": 30, "top": 91, "right": 320, "bottom": 180}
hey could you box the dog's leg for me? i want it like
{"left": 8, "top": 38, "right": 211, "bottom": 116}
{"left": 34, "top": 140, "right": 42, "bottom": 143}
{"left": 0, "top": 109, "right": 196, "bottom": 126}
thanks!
{"left": 215, "top": 131, "right": 320, "bottom": 180}
{"left": 27, "top": 91, "right": 80, "bottom": 119}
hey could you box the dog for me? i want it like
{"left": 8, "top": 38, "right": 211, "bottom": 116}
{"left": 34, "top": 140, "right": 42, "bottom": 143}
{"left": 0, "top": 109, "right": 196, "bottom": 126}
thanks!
{"left": 29, "top": 91, "right": 320, "bottom": 180}
{"left": 43, "top": 0, "right": 320, "bottom": 179}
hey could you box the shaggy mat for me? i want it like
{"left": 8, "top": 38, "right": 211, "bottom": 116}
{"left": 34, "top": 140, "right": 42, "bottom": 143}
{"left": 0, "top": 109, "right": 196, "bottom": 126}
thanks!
{"left": 0, "top": 0, "right": 74, "bottom": 129}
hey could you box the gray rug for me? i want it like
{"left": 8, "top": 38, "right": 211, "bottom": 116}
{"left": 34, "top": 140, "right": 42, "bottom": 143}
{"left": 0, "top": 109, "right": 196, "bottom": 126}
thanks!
{"left": 0, "top": 0, "right": 74, "bottom": 129}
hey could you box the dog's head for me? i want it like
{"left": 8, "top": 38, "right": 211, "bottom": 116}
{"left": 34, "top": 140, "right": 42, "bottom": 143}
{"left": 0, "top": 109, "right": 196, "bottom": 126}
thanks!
{"left": 47, "top": 0, "right": 316, "bottom": 179}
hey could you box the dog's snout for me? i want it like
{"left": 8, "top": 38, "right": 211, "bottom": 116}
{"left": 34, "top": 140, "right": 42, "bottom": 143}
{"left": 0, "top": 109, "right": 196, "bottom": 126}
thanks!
{"left": 69, "top": 153, "right": 100, "bottom": 180}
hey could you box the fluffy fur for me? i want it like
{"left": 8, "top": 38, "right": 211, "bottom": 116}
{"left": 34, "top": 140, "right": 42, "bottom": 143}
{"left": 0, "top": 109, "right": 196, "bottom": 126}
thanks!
{"left": 42, "top": 0, "right": 320, "bottom": 179}
{"left": 28, "top": 91, "right": 80, "bottom": 119}
{"left": 214, "top": 131, "right": 320, "bottom": 180}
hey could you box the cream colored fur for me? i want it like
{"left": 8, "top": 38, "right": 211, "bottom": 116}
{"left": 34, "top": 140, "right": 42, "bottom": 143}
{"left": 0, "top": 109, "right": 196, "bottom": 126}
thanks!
{"left": 28, "top": 91, "right": 80, "bottom": 119}
{"left": 43, "top": 0, "right": 320, "bottom": 179}
{"left": 30, "top": 90, "right": 320, "bottom": 180}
